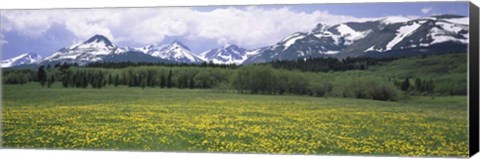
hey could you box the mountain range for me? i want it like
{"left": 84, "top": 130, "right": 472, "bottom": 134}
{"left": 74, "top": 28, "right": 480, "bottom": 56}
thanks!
{"left": 199, "top": 44, "right": 262, "bottom": 65}
{"left": 141, "top": 40, "right": 204, "bottom": 63}
{"left": 1, "top": 14, "right": 469, "bottom": 68}
{"left": 1, "top": 52, "right": 43, "bottom": 68}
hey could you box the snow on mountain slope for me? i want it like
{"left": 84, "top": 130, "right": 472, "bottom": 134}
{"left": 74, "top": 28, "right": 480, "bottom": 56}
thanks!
{"left": 385, "top": 21, "right": 422, "bottom": 50}
{"left": 74, "top": 36, "right": 115, "bottom": 51}
{"left": 138, "top": 44, "right": 167, "bottom": 55}
{"left": 355, "top": 15, "right": 469, "bottom": 53}
{"left": 43, "top": 34, "right": 119, "bottom": 65}
{"left": 245, "top": 20, "right": 380, "bottom": 63}
{"left": 1, "top": 52, "right": 42, "bottom": 68}
{"left": 246, "top": 14, "right": 469, "bottom": 63}
{"left": 402, "top": 19, "right": 469, "bottom": 48}
{"left": 364, "top": 46, "right": 376, "bottom": 52}
{"left": 280, "top": 33, "right": 307, "bottom": 50}
{"left": 200, "top": 44, "right": 252, "bottom": 64}
{"left": 335, "top": 24, "right": 370, "bottom": 45}
{"left": 144, "top": 41, "right": 204, "bottom": 63}
{"left": 444, "top": 17, "right": 469, "bottom": 25}
{"left": 429, "top": 25, "right": 469, "bottom": 45}
{"left": 245, "top": 48, "right": 263, "bottom": 56}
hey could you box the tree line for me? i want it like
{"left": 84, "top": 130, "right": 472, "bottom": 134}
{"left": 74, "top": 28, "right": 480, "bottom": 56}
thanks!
{"left": 85, "top": 61, "right": 239, "bottom": 69}
{"left": 82, "top": 56, "right": 395, "bottom": 72}
{"left": 4, "top": 64, "right": 443, "bottom": 101}
{"left": 266, "top": 57, "right": 397, "bottom": 72}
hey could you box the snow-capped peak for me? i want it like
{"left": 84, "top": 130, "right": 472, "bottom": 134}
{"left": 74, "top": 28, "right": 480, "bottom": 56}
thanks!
{"left": 43, "top": 34, "right": 119, "bottom": 65}
{"left": 72, "top": 34, "right": 116, "bottom": 50}
{"left": 85, "top": 34, "right": 113, "bottom": 45}
{"left": 171, "top": 40, "right": 191, "bottom": 51}
{"left": 143, "top": 40, "right": 203, "bottom": 63}
{"left": 1, "top": 52, "right": 43, "bottom": 68}
{"left": 200, "top": 44, "right": 250, "bottom": 65}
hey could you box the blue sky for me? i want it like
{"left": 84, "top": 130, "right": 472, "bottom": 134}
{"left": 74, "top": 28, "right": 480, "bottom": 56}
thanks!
{"left": 1, "top": 1, "right": 469, "bottom": 59}
{"left": 194, "top": 2, "right": 469, "bottom": 16}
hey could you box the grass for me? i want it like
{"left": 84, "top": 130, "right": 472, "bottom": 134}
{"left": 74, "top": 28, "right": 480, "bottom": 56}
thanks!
{"left": 1, "top": 83, "right": 468, "bottom": 157}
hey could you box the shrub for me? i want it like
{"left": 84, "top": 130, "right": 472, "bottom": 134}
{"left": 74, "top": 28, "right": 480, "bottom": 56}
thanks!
{"left": 369, "top": 83, "right": 398, "bottom": 101}
{"left": 4, "top": 72, "right": 29, "bottom": 85}
{"left": 310, "top": 82, "right": 333, "bottom": 97}
{"left": 337, "top": 76, "right": 399, "bottom": 101}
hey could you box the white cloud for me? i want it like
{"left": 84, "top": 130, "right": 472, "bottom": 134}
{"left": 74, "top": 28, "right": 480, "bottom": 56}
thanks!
{"left": 421, "top": 7, "right": 433, "bottom": 14}
{"left": 1, "top": 9, "right": 121, "bottom": 41}
{"left": 1, "top": 7, "right": 378, "bottom": 49}
{"left": 1, "top": 10, "right": 57, "bottom": 37}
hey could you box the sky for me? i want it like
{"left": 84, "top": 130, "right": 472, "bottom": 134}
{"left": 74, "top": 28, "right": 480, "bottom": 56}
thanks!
{"left": 0, "top": 1, "right": 469, "bottom": 59}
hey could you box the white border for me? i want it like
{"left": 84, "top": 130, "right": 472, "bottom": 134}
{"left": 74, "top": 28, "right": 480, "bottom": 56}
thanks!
{"left": 0, "top": 0, "right": 478, "bottom": 159}
{"left": 0, "top": 149, "right": 462, "bottom": 159}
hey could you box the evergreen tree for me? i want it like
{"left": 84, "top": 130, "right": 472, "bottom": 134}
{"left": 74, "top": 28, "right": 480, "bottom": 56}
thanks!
{"left": 425, "top": 79, "right": 435, "bottom": 94}
{"left": 400, "top": 77, "right": 410, "bottom": 91}
{"left": 37, "top": 66, "right": 47, "bottom": 87}
{"left": 160, "top": 75, "right": 166, "bottom": 88}
{"left": 61, "top": 72, "right": 71, "bottom": 88}
{"left": 140, "top": 73, "right": 147, "bottom": 89}
{"left": 189, "top": 77, "right": 195, "bottom": 89}
{"left": 69, "top": 72, "right": 77, "bottom": 87}
{"left": 60, "top": 62, "right": 70, "bottom": 70}
{"left": 167, "top": 70, "right": 172, "bottom": 88}
{"left": 47, "top": 74, "right": 55, "bottom": 88}
{"left": 108, "top": 74, "right": 113, "bottom": 85}
{"left": 415, "top": 78, "right": 423, "bottom": 92}
{"left": 96, "top": 71, "right": 104, "bottom": 89}
{"left": 114, "top": 74, "right": 120, "bottom": 87}
{"left": 133, "top": 74, "right": 139, "bottom": 87}
{"left": 82, "top": 75, "right": 88, "bottom": 88}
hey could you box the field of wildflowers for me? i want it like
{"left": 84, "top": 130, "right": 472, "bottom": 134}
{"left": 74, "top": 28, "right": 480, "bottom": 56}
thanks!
{"left": 1, "top": 83, "right": 468, "bottom": 157}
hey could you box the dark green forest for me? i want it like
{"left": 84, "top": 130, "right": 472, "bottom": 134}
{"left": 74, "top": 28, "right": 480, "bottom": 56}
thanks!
{"left": 2, "top": 54, "right": 467, "bottom": 101}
